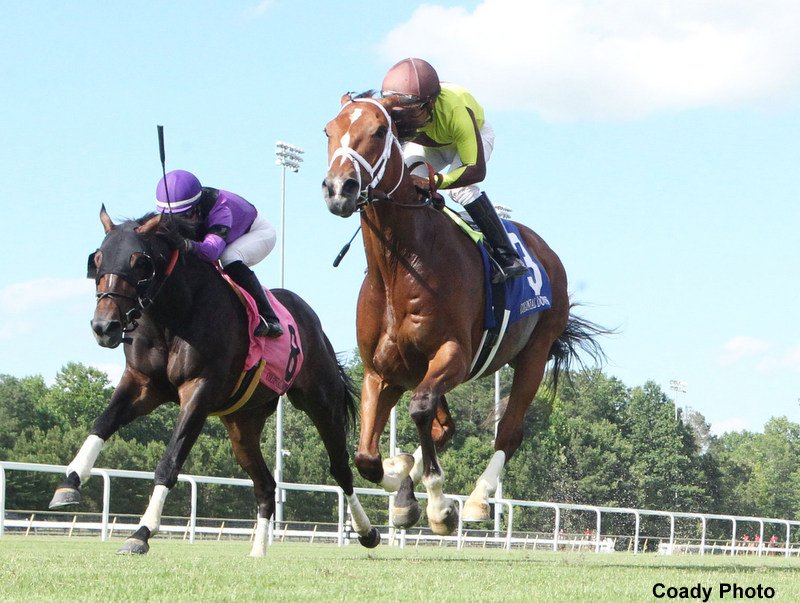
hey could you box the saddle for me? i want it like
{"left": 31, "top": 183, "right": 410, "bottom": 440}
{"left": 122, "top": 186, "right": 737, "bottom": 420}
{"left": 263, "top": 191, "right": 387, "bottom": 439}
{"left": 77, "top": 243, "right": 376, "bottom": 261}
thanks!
{"left": 211, "top": 271, "right": 305, "bottom": 416}
{"left": 442, "top": 206, "right": 553, "bottom": 381}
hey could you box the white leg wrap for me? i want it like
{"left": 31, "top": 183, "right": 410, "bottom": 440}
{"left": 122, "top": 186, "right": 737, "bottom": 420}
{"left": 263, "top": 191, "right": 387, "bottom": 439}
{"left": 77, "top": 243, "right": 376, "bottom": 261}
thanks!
{"left": 474, "top": 451, "right": 507, "bottom": 499}
{"left": 65, "top": 435, "right": 105, "bottom": 483}
{"left": 380, "top": 453, "right": 415, "bottom": 491}
{"left": 409, "top": 447, "right": 423, "bottom": 484}
{"left": 348, "top": 494, "right": 371, "bottom": 536}
{"left": 140, "top": 485, "right": 169, "bottom": 535}
{"left": 250, "top": 517, "right": 269, "bottom": 557}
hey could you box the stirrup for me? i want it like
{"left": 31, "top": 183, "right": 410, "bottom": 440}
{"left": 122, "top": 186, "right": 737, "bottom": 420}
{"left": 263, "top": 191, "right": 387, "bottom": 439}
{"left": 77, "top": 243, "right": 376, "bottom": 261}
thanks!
{"left": 255, "top": 316, "right": 283, "bottom": 338}
{"left": 491, "top": 257, "right": 528, "bottom": 284}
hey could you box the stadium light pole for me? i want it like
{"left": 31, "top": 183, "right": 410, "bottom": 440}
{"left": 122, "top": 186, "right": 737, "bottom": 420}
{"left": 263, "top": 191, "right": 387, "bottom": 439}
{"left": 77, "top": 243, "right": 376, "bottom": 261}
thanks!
{"left": 274, "top": 141, "right": 303, "bottom": 527}
{"left": 669, "top": 379, "right": 687, "bottom": 422}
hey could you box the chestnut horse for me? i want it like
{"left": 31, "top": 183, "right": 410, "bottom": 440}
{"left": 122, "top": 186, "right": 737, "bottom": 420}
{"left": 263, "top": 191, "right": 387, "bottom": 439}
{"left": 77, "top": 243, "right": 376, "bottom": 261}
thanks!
{"left": 49, "top": 207, "right": 378, "bottom": 554}
{"left": 323, "top": 93, "right": 603, "bottom": 535}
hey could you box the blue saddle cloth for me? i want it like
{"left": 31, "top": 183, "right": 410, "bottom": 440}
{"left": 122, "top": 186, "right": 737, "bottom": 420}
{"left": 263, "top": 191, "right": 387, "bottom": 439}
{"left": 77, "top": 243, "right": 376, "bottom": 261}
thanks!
{"left": 442, "top": 208, "right": 552, "bottom": 380}
{"left": 479, "top": 219, "right": 552, "bottom": 330}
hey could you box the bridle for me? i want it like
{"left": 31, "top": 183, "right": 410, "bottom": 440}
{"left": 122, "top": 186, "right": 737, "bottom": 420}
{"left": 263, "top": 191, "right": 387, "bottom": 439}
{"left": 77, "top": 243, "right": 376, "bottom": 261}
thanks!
{"left": 93, "top": 247, "right": 179, "bottom": 335}
{"left": 327, "top": 97, "right": 407, "bottom": 207}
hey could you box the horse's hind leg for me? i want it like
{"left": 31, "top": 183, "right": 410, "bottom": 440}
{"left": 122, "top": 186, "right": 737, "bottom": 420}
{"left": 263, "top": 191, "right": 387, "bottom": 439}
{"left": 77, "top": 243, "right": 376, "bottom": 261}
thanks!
{"left": 221, "top": 400, "right": 276, "bottom": 557}
{"left": 463, "top": 333, "right": 556, "bottom": 522}
{"left": 287, "top": 385, "right": 380, "bottom": 549}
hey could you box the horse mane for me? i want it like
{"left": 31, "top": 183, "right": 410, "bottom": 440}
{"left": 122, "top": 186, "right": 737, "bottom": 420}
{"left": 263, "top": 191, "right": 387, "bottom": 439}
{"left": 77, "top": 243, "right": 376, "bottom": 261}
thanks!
{"left": 126, "top": 211, "right": 205, "bottom": 241}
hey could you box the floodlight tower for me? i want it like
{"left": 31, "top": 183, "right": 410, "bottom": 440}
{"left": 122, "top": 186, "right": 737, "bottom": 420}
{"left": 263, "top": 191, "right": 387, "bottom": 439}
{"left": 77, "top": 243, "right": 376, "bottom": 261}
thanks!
{"left": 273, "top": 141, "right": 303, "bottom": 526}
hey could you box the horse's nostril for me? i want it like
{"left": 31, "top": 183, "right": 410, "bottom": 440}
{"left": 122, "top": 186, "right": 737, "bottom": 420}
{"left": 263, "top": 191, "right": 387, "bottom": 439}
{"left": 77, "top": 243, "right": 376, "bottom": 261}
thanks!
{"left": 92, "top": 319, "right": 122, "bottom": 337}
{"left": 341, "top": 178, "right": 360, "bottom": 195}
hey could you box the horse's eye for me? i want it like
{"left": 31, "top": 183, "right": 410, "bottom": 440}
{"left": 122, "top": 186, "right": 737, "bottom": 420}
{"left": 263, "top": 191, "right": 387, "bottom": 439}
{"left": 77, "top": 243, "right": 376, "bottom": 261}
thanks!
{"left": 373, "top": 125, "right": 387, "bottom": 139}
{"left": 323, "top": 127, "right": 330, "bottom": 138}
{"left": 131, "top": 253, "right": 155, "bottom": 280}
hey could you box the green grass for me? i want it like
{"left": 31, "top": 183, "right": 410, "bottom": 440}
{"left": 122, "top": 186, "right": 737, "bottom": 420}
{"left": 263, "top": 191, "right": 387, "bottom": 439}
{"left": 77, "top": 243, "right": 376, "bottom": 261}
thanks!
{"left": 1, "top": 537, "right": 799, "bottom": 602}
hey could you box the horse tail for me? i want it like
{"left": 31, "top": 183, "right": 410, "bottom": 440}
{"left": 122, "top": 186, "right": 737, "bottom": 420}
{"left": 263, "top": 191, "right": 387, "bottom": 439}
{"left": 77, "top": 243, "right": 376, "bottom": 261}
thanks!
{"left": 548, "top": 305, "right": 613, "bottom": 394}
{"left": 335, "top": 354, "right": 359, "bottom": 430}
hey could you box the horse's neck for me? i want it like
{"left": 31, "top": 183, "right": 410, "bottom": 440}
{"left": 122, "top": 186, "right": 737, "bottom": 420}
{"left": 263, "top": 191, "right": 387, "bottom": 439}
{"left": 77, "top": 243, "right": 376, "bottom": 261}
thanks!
{"left": 361, "top": 200, "right": 439, "bottom": 281}
{"left": 149, "top": 260, "right": 230, "bottom": 327}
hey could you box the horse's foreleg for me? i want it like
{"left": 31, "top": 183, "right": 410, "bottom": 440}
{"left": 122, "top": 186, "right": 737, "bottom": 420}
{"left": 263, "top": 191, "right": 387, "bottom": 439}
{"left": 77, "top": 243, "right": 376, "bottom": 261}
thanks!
{"left": 410, "top": 342, "right": 468, "bottom": 536}
{"left": 354, "top": 371, "right": 403, "bottom": 485}
{"left": 119, "top": 383, "right": 210, "bottom": 555}
{"left": 50, "top": 375, "right": 158, "bottom": 509}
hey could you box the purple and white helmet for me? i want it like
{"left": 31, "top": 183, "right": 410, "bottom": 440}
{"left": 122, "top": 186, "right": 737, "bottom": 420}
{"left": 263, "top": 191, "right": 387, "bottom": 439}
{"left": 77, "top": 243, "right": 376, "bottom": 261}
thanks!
{"left": 156, "top": 170, "right": 202, "bottom": 213}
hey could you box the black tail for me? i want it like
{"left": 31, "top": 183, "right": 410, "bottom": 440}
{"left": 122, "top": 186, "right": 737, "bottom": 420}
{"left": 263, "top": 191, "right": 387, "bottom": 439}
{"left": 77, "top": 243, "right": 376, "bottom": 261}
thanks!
{"left": 548, "top": 306, "right": 614, "bottom": 393}
{"left": 336, "top": 354, "right": 359, "bottom": 430}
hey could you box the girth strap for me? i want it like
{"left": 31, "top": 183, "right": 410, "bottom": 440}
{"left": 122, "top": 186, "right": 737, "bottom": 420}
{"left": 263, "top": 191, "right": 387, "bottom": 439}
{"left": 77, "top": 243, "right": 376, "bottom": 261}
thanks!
{"left": 211, "top": 359, "right": 267, "bottom": 417}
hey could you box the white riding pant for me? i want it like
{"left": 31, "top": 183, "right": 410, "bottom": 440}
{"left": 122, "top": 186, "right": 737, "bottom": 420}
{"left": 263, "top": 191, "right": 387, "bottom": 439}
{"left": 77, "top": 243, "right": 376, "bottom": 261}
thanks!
{"left": 402, "top": 121, "right": 495, "bottom": 206}
{"left": 220, "top": 212, "right": 277, "bottom": 268}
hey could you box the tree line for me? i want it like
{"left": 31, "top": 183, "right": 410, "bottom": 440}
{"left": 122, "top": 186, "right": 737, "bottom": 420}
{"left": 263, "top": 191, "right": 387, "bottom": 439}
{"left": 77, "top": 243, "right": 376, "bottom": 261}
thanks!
{"left": 1, "top": 361, "right": 798, "bottom": 538}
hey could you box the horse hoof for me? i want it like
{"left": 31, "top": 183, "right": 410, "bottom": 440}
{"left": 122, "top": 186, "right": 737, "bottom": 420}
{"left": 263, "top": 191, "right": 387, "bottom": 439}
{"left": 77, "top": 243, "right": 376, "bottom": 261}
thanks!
{"left": 381, "top": 453, "right": 415, "bottom": 491}
{"left": 49, "top": 487, "right": 81, "bottom": 509}
{"left": 117, "top": 538, "right": 149, "bottom": 555}
{"left": 392, "top": 502, "right": 421, "bottom": 529}
{"left": 462, "top": 499, "right": 491, "bottom": 522}
{"left": 429, "top": 507, "right": 460, "bottom": 536}
{"left": 358, "top": 528, "right": 381, "bottom": 549}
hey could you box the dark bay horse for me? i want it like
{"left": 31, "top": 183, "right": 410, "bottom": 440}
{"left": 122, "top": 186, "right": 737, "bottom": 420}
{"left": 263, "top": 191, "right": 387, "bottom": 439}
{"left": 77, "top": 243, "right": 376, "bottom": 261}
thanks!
{"left": 49, "top": 207, "right": 378, "bottom": 554}
{"left": 322, "top": 94, "right": 603, "bottom": 535}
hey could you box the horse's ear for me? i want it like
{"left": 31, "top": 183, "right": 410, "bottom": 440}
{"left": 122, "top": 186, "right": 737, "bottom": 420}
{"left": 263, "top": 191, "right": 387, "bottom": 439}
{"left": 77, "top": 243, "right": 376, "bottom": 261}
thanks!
{"left": 138, "top": 213, "right": 163, "bottom": 235}
{"left": 340, "top": 92, "right": 353, "bottom": 106}
{"left": 99, "top": 205, "right": 115, "bottom": 234}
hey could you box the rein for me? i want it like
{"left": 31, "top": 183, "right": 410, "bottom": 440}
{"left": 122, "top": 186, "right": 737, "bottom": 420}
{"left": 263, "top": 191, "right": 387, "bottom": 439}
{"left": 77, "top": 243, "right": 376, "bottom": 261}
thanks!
{"left": 95, "top": 248, "right": 180, "bottom": 334}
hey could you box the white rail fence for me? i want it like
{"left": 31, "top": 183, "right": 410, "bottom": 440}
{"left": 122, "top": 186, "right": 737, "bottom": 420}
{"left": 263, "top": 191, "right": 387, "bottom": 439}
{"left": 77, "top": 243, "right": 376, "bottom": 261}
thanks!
{"left": 2, "top": 461, "right": 799, "bottom": 555}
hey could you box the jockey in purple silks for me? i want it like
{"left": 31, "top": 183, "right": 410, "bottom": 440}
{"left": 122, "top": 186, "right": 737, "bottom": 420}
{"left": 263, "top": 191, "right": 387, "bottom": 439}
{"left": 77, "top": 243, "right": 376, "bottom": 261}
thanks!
{"left": 156, "top": 169, "right": 283, "bottom": 338}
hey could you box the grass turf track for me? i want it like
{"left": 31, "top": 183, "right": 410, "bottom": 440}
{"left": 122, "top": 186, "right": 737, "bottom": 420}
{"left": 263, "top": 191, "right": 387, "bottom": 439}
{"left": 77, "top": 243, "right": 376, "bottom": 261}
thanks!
{"left": 1, "top": 537, "right": 799, "bottom": 602}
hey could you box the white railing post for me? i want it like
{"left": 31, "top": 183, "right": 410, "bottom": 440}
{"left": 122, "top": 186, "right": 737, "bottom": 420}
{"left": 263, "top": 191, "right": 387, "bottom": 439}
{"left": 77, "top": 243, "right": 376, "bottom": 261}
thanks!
{"left": 97, "top": 470, "right": 111, "bottom": 542}
{"left": 186, "top": 476, "right": 198, "bottom": 544}
{"left": 0, "top": 464, "right": 5, "bottom": 538}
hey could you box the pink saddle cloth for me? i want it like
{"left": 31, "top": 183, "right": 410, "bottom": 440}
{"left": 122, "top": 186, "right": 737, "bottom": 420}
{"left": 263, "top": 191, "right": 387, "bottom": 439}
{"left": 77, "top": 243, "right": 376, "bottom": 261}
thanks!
{"left": 222, "top": 274, "right": 304, "bottom": 395}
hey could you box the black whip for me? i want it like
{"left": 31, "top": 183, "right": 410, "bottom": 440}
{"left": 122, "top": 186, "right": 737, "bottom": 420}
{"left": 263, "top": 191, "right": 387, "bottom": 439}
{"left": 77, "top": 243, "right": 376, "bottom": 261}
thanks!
{"left": 333, "top": 226, "right": 361, "bottom": 267}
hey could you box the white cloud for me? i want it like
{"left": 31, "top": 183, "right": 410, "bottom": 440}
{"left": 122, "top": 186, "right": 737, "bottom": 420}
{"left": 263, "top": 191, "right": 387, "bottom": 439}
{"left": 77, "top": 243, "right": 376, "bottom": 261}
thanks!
{"left": 710, "top": 416, "right": 750, "bottom": 436}
{"left": 717, "top": 335, "right": 770, "bottom": 366}
{"left": 245, "top": 0, "right": 275, "bottom": 18}
{"left": 0, "top": 278, "right": 92, "bottom": 314}
{"left": 780, "top": 345, "right": 800, "bottom": 372}
{"left": 379, "top": 0, "right": 800, "bottom": 120}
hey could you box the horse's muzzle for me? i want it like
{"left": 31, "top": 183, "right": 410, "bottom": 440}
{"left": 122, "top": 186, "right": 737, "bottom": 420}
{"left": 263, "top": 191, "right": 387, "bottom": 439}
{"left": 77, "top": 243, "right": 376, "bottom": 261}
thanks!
{"left": 91, "top": 318, "right": 124, "bottom": 349}
{"left": 322, "top": 176, "right": 360, "bottom": 218}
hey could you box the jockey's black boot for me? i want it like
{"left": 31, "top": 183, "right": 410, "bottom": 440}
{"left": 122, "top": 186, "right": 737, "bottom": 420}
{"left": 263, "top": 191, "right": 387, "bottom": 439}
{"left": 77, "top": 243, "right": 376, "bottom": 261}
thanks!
{"left": 224, "top": 261, "right": 284, "bottom": 338}
{"left": 464, "top": 193, "right": 528, "bottom": 283}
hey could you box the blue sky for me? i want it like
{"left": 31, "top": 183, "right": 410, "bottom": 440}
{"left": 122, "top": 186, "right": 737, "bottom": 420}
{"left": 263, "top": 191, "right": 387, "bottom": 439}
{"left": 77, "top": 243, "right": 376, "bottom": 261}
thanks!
{"left": 1, "top": 1, "right": 798, "bottom": 435}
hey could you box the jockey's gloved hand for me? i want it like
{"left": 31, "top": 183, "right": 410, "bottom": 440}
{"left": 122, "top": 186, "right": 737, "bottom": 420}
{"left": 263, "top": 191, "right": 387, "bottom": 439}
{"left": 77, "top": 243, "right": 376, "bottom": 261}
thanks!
{"left": 161, "top": 229, "right": 195, "bottom": 254}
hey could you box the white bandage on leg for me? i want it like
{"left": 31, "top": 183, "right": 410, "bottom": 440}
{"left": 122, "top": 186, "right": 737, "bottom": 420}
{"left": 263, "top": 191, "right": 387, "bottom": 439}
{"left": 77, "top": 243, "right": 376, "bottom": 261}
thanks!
{"left": 65, "top": 435, "right": 105, "bottom": 483}
{"left": 140, "top": 485, "right": 170, "bottom": 535}
{"left": 250, "top": 516, "right": 269, "bottom": 557}
{"left": 348, "top": 494, "right": 371, "bottom": 536}
{"left": 409, "top": 447, "right": 424, "bottom": 484}
{"left": 476, "top": 450, "right": 506, "bottom": 497}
